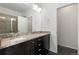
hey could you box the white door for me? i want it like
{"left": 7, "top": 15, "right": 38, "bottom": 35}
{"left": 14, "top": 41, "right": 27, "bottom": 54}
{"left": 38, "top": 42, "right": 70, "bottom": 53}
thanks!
{"left": 18, "top": 16, "right": 28, "bottom": 33}
{"left": 57, "top": 4, "right": 78, "bottom": 50}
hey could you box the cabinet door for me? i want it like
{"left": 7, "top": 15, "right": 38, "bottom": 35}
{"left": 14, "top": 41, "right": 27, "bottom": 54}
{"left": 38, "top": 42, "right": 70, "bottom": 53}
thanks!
{"left": 42, "top": 34, "right": 50, "bottom": 50}
{"left": 29, "top": 40, "right": 35, "bottom": 55}
{"left": 23, "top": 41, "right": 31, "bottom": 55}
{"left": 40, "top": 34, "right": 50, "bottom": 55}
{"left": 24, "top": 40, "right": 34, "bottom": 55}
{"left": 33, "top": 39, "right": 41, "bottom": 55}
{"left": 2, "top": 40, "right": 34, "bottom": 55}
{"left": 0, "top": 49, "right": 5, "bottom": 55}
{"left": 4, "top": 43, "right": 25, "bottom": 55}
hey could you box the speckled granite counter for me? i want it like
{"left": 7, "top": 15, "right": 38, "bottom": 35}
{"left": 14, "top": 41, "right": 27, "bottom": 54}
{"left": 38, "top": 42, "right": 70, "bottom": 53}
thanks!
{"left": 0, "top": 32, "right": 50, "bottom": 49}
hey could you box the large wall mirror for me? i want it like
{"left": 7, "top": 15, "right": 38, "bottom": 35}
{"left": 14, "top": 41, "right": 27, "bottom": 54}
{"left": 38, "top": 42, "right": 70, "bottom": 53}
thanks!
{"left": 0, "top": 13, "right": 18, "bottom": 34}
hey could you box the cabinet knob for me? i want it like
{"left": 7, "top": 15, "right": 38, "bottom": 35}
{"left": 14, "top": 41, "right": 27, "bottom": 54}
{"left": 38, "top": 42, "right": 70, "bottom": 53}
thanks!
{"left": 38, "top": 39, "right": 41, "bottom": 41}
{"left": 38, "top": 49, "right": 41, "bottom": 51}
{"left": 32, "top": 41, "right": 35, "bottom": 43}
{"left": 38, "top": 44, "right": 41, "bottom": 46}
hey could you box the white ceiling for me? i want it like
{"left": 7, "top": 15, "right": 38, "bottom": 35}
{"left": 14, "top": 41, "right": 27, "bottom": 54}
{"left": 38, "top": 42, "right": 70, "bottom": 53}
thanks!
{"left": 0, "top": 3, "right": 33, "bottom": 13}
{"left": 0, "top": 3, "right": 70, "bottom": 14}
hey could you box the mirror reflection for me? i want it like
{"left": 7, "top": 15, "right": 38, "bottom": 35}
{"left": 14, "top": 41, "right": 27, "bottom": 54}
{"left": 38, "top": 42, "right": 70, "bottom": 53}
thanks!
{"left": 0, "top": 13, "right": 18, "bottom": 34}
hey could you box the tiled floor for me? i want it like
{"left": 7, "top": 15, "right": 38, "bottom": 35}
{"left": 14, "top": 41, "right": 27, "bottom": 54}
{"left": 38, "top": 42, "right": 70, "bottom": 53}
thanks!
{"left": 48, "top": 45, "right": 77, "bottom": 55}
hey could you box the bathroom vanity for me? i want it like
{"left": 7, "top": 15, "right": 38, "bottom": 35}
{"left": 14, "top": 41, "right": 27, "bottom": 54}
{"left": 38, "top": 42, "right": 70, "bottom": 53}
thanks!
{"left": 0, "top": 32, "right": 50, "bottom": 55}
{"left": 0, "top": 13, "right": 50, "bottom": 55}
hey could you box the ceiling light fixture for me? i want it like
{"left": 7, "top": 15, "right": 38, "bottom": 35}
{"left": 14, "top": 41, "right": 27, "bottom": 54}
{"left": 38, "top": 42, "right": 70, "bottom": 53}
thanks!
{"left": 32, "top": 4, "right": 42, "bottom": 12}
{"left": 33, "top": 4, "right": 38, "bottom": 10}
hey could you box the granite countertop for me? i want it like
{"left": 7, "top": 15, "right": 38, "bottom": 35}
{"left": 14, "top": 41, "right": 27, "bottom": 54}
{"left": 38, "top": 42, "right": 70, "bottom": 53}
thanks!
{"left": 0, "top": 32, "right": 50, "bottom": 49}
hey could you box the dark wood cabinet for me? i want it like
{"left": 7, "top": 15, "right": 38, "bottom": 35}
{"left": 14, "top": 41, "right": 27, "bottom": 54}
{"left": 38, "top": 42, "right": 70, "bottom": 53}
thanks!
{"left": 24, "top": 40, "right": 35, "bottom": 55}
{"left": 4, "top": 42, "right": 25, "bottom": 55}
{"left": 0, "top": 34, "right": 50, "bottom": 55}
{"left": 34, "top": 34, "right": 50, "bottom": 55}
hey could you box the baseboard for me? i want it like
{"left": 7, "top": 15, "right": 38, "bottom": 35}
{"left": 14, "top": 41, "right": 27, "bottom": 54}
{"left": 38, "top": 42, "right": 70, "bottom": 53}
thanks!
{"left": 58, "top": 44, "right": 78, "bottom": 50}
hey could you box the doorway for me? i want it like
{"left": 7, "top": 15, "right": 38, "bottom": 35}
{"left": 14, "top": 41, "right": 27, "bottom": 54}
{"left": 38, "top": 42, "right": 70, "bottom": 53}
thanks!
{"left": 57, "top": 4, "right": 78, "bottom": 55}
